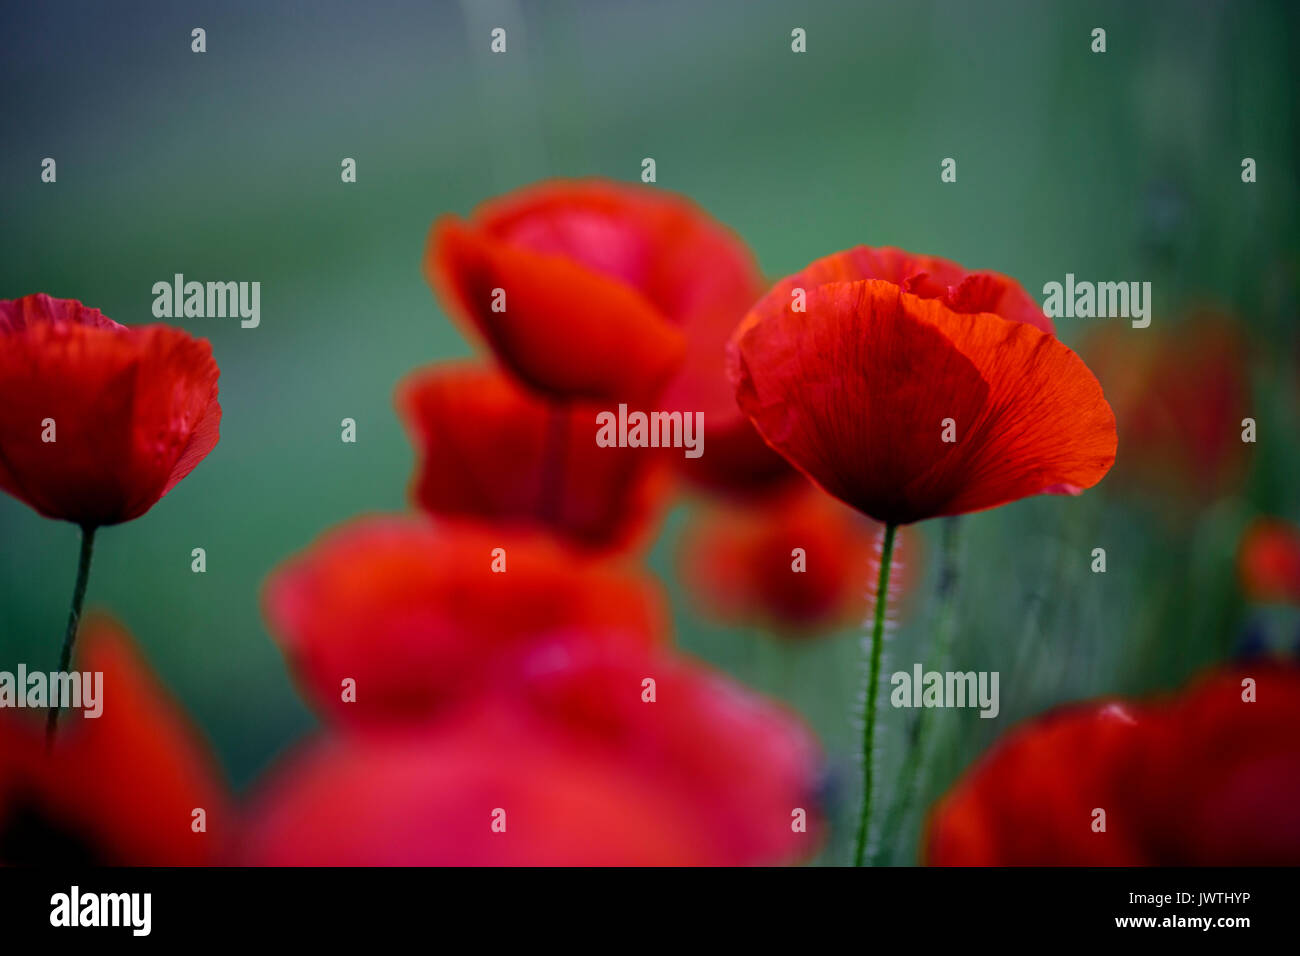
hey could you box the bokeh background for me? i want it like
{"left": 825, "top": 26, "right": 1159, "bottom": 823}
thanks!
{"left": 1, "top": 0, "right": 1296, "bottom": 865}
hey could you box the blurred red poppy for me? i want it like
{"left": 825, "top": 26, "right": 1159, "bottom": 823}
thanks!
{"left": 1238, "top": 517, "right": 1300, "bottom": 605}
{"left": 679, "top": 481, "right": 921, "bottom": 636}
{"left": 0, "top": 615, "right": 230, "bottom": 865}
{"left": 1083, "top": 312, "right": 1250, "bottom": 505}
{"left": 925, "top": 663, "right": 1300, "bottom": 865}
{"left": 0, "top": 294, "right": 221, "bottom": 527}
{"left": 242, "top": 634, "right": 824, "bottom": 865}
{"left": 241, "top": 717, "right": 712, "bottom": 865}
{"left": 677, "top": 416, "right": 798, "bottom": 498}
{"left": 263, "top": 515, "right": 668, "bottom": 727}
{"left": 727, "top": 264, "right": 1116, "bottom": 525}
{"left": 505, "top": 633, "right": 824, "bottom": 864}
{"left": 426, "top": 178, "right": 760, "bottom": 406}
{"left": 396, "top": 362, "right": 669, "bottom": 554}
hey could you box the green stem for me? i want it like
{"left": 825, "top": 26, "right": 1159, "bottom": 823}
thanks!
{"left": 46, "top": 525, "right": 96, "bottom": 749}
{"left": 853, "top": 521, "right": 897, "bottom": 866}
{"left": 874, "top": 515, "right": 963, "bottom": 865}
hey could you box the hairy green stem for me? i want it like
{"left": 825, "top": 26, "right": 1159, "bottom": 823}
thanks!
{"left": 853, "top": 521, "right": 897, "bottom": 866}
{"left": 874, "top": 516, "right": 963, "bottom": 864}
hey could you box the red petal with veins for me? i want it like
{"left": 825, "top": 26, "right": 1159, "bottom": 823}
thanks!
{"left": 728, "top": 279, "right": 1115, "bottom": 524}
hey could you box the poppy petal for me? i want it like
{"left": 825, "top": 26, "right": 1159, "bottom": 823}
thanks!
{"left": 429, "top": 217, "right": 685, "bottom": 403}
{"left": 262, "top": 515, "right": 668, "bottom": 727}
{"left": 925, "top": 664, "right": 1300, "bottom": 865}
{"left": 764, "top": 245, "right": 1053, "bottom": 334}
{"left": 925, "top": 702, "right": 1150, "bottom": 865}
{"left": 426, "top": 179, "right": 765, "bottom": 410}
{"left": 243, "top": 638, "right": 824, "bottom": 865}
{"left": 396, "top": 362, "right": 668, "bottom": 554}
{"left": 504, "top": 634, "right": 825, "bottom": 865}
{"left": 241, "top": 718, "right": 716, "bottom": 866}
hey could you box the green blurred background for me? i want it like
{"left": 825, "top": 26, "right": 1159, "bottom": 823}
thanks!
{"left": 2, "top": 0, "right": 1296, "bottom": 864}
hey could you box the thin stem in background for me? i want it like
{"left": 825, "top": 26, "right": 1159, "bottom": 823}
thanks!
{"left": 46, "top": 524, "right": 97, "bottom": 749}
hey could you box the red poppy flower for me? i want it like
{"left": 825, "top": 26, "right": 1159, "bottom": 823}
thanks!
{"left": 924, "top": 701, "right": 1151, "bottom": 865}
{"left": 426, "top": 178, "right": 762, "bottom": 406}
{"left": 1083, "top": 312, "right": 1250, "bottom": 505}
{"left": 428, "top": 180, "right": 796, "bottom": 497}
{"left": 0, "top": 294, "right": 221, "bottom": 527}
{"left": 925, "top": 663, "right": 1300, "bottom": 865}
{"left": 727, "top": 260, "right": 1116, "bottom": 525}
{"left": 396, "top": 362, "right": 669, "bottom": 554}
{"left": 0, "top": 615, "right": 230, "bottom": 865}
{"left": 263, "top": 515, "right": 668, "bottom": 727}
{"left": 242, "top": 635, "right": 824, "bottom": 865}
{"left": 679, "top": 481, "right": 921, "bottom": 635}
{"left": 1238, "top": 518, "right": 1300, "bottom": 605}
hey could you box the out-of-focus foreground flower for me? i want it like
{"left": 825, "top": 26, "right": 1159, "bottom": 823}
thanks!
{"left": 253, "top": 514, "right": 826, "bottom": 865}
{"left": 925, "top": 663, "right": 1300, "bottom": 865}
{"left": 242, "top": 633, "right": 824, "bottom": 866}
{"left": 0, "top": 615, "right": 230, "bottom": 865}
